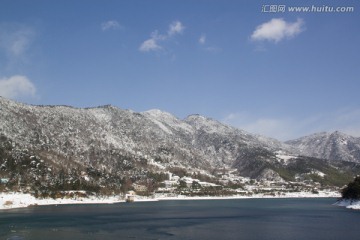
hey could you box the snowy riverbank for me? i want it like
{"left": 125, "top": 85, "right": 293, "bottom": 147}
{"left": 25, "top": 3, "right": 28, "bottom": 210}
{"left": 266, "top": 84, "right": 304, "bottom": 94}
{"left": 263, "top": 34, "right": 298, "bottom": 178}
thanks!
{"left": 0, "top": 191, "right": 340, "bottom": 210}
{"left": 155, "top": 191, "right": 340, "bottom": 201}
{"left": 0, "top": 192, "right": 125, "bottom": 210}
{"left": 334, "top": 199, "right": 360, "bottom": 210}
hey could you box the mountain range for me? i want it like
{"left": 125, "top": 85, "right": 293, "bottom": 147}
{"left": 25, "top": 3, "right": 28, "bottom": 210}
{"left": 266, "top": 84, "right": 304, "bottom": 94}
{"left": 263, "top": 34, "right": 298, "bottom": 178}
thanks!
{"left": 1, "top": 96, "right": 360, "bottom": 195}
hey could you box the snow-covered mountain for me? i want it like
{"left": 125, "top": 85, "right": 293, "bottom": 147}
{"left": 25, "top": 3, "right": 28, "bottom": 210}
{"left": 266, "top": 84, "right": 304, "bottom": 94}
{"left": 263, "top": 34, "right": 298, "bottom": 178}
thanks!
{"left": 1, "top": 96, "right": 360, "bottom": 195}
{"left": 286, "top": 131, "right": 360, "bottom": 163}
{"left": 0, "top": 97, "right": 296, "bottom": 175}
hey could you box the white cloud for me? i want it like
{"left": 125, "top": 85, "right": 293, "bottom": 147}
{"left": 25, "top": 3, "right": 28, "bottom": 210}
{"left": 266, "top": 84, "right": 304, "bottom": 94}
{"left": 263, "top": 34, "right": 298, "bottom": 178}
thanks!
{"left": 101, "top": 20, "right": 121, "bottom": 31}
{"left": 139, "top": 21, "right": 185, "bottom": 52}
{"left": 168, "top": 21, "right": 185, "bottom": 36}
{"left": 251, "top": 18, "right": 305, "bottom": 43}
{"left": 0, "top": 75, "right": 36, "bottom": 99}
{"left": 139, "top": 38, "right": 162, "bottom": 52}
{"left": 199, "top": 34, "right": 206, "bottom": 44}
{"left": 222, "top": 109, "right": 360, "bottom": 141}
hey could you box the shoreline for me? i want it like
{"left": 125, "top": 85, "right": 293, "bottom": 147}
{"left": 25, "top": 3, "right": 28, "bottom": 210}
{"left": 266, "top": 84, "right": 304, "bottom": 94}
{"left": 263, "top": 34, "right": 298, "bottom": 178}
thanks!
{"left": 334, "top": 199, "right": 360, "bottom": 210}
{"left": 0, "top": 191, "right": 340, "bottom": 210}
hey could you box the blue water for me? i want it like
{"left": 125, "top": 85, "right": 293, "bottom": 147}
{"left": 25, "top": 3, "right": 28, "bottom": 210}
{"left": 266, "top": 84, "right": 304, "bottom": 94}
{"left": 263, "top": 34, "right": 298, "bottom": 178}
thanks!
{"left": 0, "top": 198, "right": 359, "bottom": 240}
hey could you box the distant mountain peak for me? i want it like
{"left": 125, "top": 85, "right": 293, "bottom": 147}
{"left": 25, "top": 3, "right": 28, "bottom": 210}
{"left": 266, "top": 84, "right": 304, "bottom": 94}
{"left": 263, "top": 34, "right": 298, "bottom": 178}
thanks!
{"left": 330, "top": 130, "right": 349, "bottom": 138}
{"left": 142, "top": 109, "right": 194, "bottom": 135}
{"left": 185, "top": 114, "right": 233, "bottom": 134}
{"left": 286, "top": 130, "right": 360, "bottom": 162}
{"left": 143, "top": 109, "right": 177, "bottom": 118}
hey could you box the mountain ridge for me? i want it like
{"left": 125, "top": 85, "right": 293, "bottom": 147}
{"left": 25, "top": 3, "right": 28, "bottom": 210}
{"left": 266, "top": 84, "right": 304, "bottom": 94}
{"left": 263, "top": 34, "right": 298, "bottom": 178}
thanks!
{"left": 1, "top": 96, "right": 360, "bottom": 196}
{"left": 1, "top": 96, "right": 359, "bottom": 164}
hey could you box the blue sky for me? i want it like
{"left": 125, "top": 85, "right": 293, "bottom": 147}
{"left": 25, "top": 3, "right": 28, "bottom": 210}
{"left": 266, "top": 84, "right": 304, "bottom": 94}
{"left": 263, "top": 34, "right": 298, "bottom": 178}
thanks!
{"left": 0, "top": 0, "right": 359, "bottom": 140}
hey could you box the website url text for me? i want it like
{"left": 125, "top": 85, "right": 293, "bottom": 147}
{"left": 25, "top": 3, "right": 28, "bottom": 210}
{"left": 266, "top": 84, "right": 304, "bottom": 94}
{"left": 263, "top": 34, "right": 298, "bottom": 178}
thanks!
{"left": 261, "top": 5, "right": 355, "bottom": 13}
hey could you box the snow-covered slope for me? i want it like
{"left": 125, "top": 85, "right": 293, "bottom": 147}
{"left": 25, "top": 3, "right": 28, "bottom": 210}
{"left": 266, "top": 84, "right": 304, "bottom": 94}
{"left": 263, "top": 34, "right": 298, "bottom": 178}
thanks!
{"left": 1, "top": 96, "right": 359, "bottom": 187}
{"left": 142, "top": 109, "right": 194, "bottom": 135}
{"left": 0, "top": 97, "right": 293, "bottom": 173}
{"left": 286, "top": 131, "right": 360, "bottom": 163}
{"left": 184, "top": 114, "right": 294, "bottom": 169}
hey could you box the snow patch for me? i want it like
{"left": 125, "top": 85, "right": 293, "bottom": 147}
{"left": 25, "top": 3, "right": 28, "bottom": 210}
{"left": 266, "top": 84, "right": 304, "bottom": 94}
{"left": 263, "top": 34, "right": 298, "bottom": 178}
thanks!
{"left": 143, "top": 109, "right": 194, "bottom": 134}
{"left": 148, "top": 158, "right": 166, "bottom": 169}
{"left": 0, "top": 192, "right": 122, "bottom": 210}
{"left": 335, "top": 199, "right": 360, "bottom": 210}
{"left": 275, "top": 151, "right": 297, "bottom": 164}
{"left": 0, "top": 190, "right": 341, "bottom": 210}
{"left": 310, "top": 170, "right": 326, "bottom": 177}
{"left": 89, "top": 108, "right": 112, "bottom": 123}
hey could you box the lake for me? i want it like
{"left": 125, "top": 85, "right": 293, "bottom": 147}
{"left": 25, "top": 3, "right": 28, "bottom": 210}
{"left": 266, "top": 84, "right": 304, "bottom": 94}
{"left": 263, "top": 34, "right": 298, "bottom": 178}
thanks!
{"left": 0, "top": 198, "right": 359, "bottom": 240}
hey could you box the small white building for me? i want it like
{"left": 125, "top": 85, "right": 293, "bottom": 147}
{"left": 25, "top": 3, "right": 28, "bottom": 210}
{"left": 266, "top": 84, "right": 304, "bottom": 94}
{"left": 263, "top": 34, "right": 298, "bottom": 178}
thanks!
{"left": 125, "top": 190, "right": 136, "bottom": 202}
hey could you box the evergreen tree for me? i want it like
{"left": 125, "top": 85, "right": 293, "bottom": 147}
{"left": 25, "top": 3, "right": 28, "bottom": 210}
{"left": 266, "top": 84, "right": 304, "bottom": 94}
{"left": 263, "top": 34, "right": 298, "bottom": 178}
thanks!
{"left": 341, "top": 176, "right": 360, "bottom": 200}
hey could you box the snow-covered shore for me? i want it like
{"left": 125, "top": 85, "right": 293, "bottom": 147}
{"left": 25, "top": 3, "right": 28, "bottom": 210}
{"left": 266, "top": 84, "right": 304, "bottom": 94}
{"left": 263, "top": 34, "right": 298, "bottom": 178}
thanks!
{"left": 155, "top": 191, "right": 340, "bottom": 201}
{"left": 0, "top": 191, "right": 340, "bottom": 210}
{"left": 0, "top": 192, "right": 126, "bottom": 210}
{"left": 334, "top": 199, "right": 360, "bottom": 210}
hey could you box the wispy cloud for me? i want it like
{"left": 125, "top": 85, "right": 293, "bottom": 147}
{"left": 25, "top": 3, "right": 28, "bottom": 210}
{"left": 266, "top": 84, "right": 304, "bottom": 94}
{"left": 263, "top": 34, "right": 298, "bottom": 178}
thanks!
{"left": 139, "top": 21, "right": 185, "bottom": 52}
{"left": 0, "top": 24, "right": 38, "bottom": 100}
{"left": 0, "top": 75, "right": 36, "bottom": 99}
{"left": 199, "top": 34, "right": 206, "bottom": 44}
{"left": 222, "top": 109, "right": 360, "bottom": 141}
{"left": 0, "top": 23, "right": 35, "bottom": 59}
{"left": 251, "top": 18, "right": 305, "bottom": 43}
{"left": 101, "top": 20, "right": 121, "bottom": 31}
{"left": 223, "top": 113, "right": 297, "bottom": 140}
{"left": 198, "top": 34, "right": 221, "bottom": 53}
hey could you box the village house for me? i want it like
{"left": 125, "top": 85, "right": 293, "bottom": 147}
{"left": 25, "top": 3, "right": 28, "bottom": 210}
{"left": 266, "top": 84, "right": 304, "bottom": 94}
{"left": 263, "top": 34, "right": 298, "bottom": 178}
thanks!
{"left": 180, "top": 177, "right": 197, "bottom": 188}
{"left": 125, "top": 190, "right": 136, "bottom": 202}
{"left": 133, "top": 183, "right": 148, "bottom": 192}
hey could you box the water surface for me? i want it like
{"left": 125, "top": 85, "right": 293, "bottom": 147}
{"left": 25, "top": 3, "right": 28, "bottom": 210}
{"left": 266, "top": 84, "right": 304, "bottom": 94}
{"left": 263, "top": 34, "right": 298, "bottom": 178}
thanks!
{"left": 0, "top": 198, "right": 358, "bottom": 240}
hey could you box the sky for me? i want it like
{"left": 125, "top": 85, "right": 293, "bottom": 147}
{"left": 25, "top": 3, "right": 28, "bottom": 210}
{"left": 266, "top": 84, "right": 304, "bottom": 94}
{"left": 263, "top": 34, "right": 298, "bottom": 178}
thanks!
{"left": 0, "top": 0, "right": 359, "bottom": 141}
